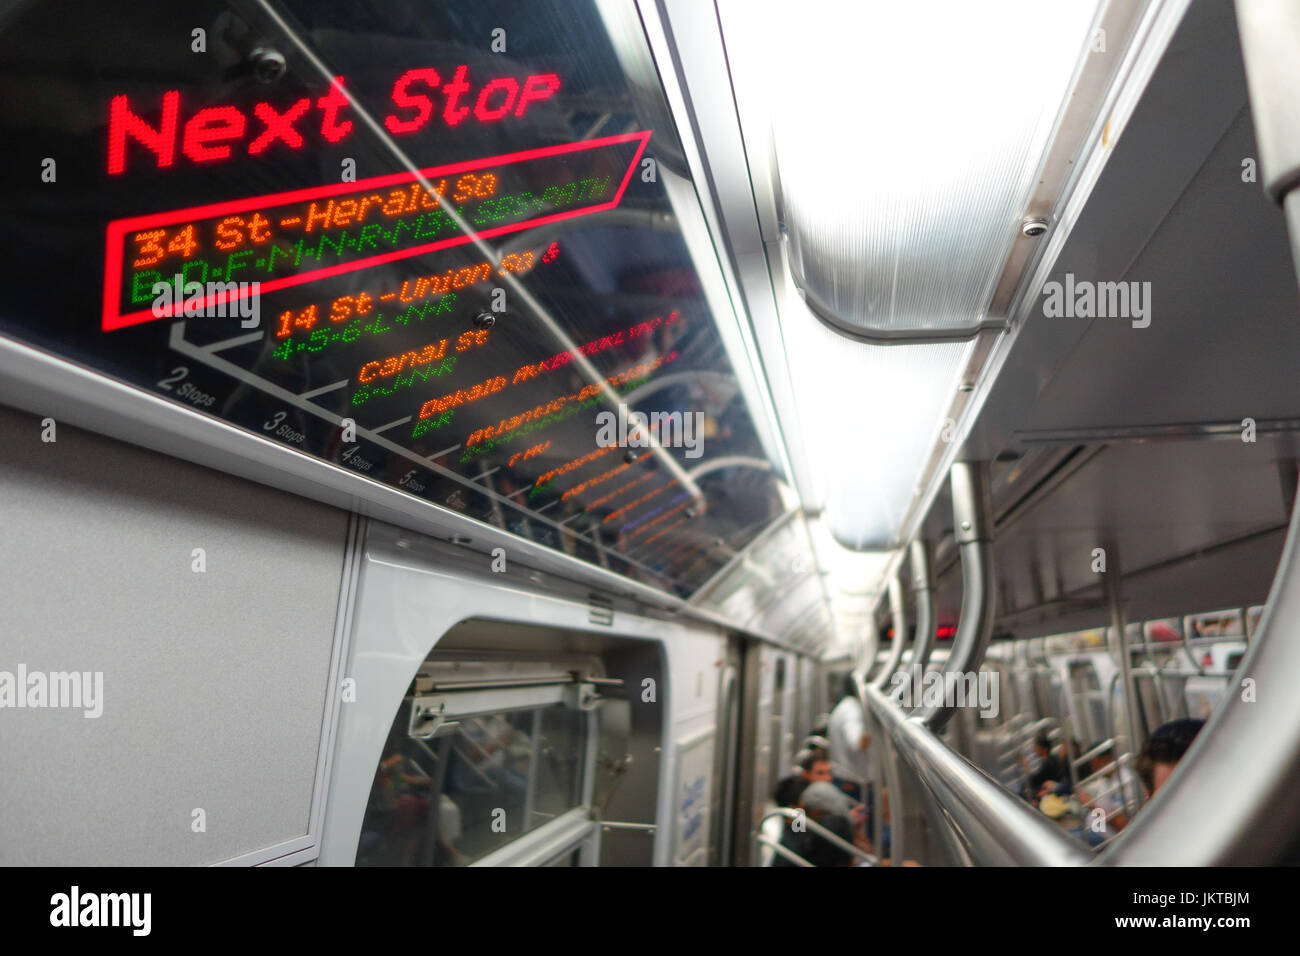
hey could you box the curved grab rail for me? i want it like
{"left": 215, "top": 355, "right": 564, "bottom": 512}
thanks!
{"left": 873, "top": 574, "right": 911, "bottom": 690}
{"left": 757, "top": 834, "right": 814, "bottom": 867}
{"left": 914, "top": 462, "right": 997, "bottom": 732}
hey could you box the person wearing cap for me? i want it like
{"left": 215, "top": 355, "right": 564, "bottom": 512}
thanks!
{"left": 773, "top": 781, "right": 858, "bottom": 867}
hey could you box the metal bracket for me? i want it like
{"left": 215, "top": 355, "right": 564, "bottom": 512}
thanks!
{"left": 563, "top": 681, "right": 603, "bottom": 712}
{"left": 407, "top": 696, "right": 460, "bottom": 740}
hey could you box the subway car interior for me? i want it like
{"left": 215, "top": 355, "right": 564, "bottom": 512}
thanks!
{"left": 2, "top": 0, "right": 1299, "bottom": 886}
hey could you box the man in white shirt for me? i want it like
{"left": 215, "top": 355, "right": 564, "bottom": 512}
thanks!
{"left": 827, "top": 673, "right": 876, "bottom": 847}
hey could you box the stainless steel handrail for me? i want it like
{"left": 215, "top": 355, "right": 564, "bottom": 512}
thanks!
{"left": 1102, "top": 489, "right": 1300, "bottom": 865}
{"left": 862, "top": 681, "right": 1092, "bottom": 866}
{"left": 852, "top": 457, "right": 1300, "bottom": 865}
{"left": 996, "top": 716, "right": 1058, "bottom": 760}
{"left": 1093, "top": 0, "right": 1300, "bottom": 863}
{"left": 856, "top": 460, "right": 1089, "bottom": 865}
{"left": 757, "top": 834, "right": 814, "bottom": 867}
{"left": 1073, "top": 737, "right": 1115, "bottom": 769}
{"left": 1098, "top": 440, "right": 1300, "bottom": 863}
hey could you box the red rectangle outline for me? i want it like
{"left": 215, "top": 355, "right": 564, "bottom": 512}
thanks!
{"left": 103, "top": 130, "right": 652, "bottom": 332}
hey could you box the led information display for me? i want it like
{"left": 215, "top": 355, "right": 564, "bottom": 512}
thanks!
{"left": 105, "top": 133, "right": 648, "bottom": 330}
{"left": 0, "top": 0, "right": 787, "bottom": 597}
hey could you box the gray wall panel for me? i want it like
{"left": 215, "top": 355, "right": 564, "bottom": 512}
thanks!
{"left": 0, "top": 405, "right": 348, "bottom": 864}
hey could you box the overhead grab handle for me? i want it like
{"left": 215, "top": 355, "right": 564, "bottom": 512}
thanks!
{"left": 916, "top": 460, "right": 996, "bottom": 733}
{"left": 873, "top": 574, "right": 911, "bottom": 691}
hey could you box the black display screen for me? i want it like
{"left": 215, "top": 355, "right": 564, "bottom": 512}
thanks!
{"left": 0, "top": 0, "right": 787, "bottom": 597}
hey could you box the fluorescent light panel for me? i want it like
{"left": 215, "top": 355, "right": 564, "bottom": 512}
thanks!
{"left": 783, "top": 281, "right": 973, "bottom": 547}
{"left": 720, "top": 0, "right": 1100, "bottom": 551}
{"left": 806, "top": 514, "right": 894, "bottom": 655}
{"left": 758, "top": 0, "right": 1102, "bottom": 337}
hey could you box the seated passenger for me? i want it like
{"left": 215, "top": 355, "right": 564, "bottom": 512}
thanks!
{"left": 1136, "top": 718, "right": 1205, "bottom": 796}
{"left": 1046, "top": 738, "right": 1083, "bottom": 797}
{"left": 773, "top": 781, "right": 857, "bottom": 867}
{"left": 1075, "top": 743, "right": 1139, "bottom": 834}
{"left": 773, "top": 748, "right": 832, "bottom": 807}
{"left": 1039, "top": 793, "right": 1102, "bottom": 848}
{"left": 1024, "top": 732, "right": 1070, "bottom": 799}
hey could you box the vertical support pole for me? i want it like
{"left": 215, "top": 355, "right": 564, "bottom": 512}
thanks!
{"left": 858, "top": 593, "right": 882, "bottom": 682}
{"left": 907, "top": 539, "right": 936, "bottom": 696}
{"left": 1104, "top": 542, "right": 1145, "bottom": 812}
{"left": 920, "top": 461, "right": 996, "bottom": 734}
{"left": 1140, "top": 615, "right": 1175, "bottom": 722}
{"left": 874, "top": 574, "right": 910, "bottom": 690}
{"left": 878, "top": 720, "right": 905, "bottom": 865}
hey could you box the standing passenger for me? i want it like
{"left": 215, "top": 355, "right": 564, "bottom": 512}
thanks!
{"left": 827, "top": 674, "right": 874, "bottom": 830}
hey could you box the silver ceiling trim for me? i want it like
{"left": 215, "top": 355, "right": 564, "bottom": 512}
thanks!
{"left": 880, "top": 0, "right": 1196, "bottom": 601}
{"left": 631, "top": 0, "right": 797, "bottom": 489}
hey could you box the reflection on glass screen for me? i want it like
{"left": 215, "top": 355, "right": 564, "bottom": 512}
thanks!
{"left": 0, "top": 0, "right": 787, "bottom": 596}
